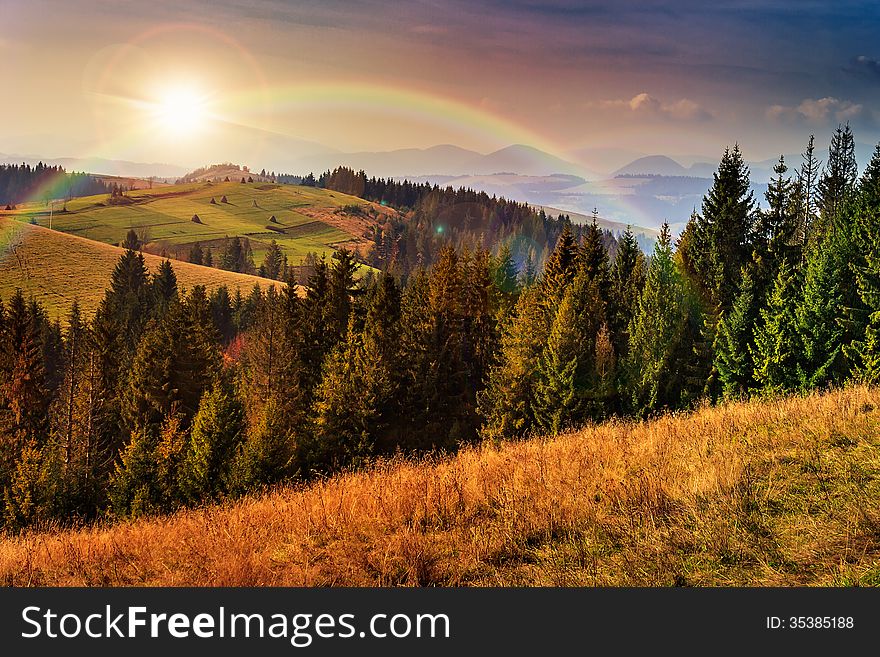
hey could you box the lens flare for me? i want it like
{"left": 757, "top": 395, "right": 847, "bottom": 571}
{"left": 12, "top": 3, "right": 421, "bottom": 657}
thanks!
{"left": 152, "top": 86, "right": 208, "bottom": 136}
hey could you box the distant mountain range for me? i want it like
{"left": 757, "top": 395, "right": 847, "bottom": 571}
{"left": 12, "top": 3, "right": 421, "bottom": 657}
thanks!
{"left": 10, "top": 138, "right": 879, "bottom": 235}
{"left": 0, "top": 152, "right": 189, "bottom": 180}
{"left": 283, "top": 144, "right": 584, "bottom": 178}
{"left": 612, "top": 155, "right": 717, "bottom": 179}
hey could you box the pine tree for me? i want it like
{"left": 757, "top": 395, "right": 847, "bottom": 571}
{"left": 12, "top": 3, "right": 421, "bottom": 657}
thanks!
{"left": 714, "top": 270, "right": 759, "bottom": 398}
{"left": 189, "top": 241, "right": 204, "bottom": 266}
{"left": 327, "top": 249, "right": 359, "bottom": 341}
{"left": 540, "top": 223, "right": 578, "bottom": 304}
{"left": 3, "top": 443, "right": 63, "bottom": 530}
{"left": 53, "top": 302, "right": 95, "bottom": 478}
{"left": 751, "top": 260, "right": 803, "bottom": 395}
{"left": 817, "top": 123, "right": 858, "bottom": 230}
{"left": 797, "top": 234, "right": 845, "bottom": 388}
{"left": 683, "top": 145, "right": 756, "bottom": 314}
{"left": 180, "top": 379, "right": 246, "bottom": 501}
{"left": 125, "top": 288, "right": 220, "bottom": 429}
{"left": 230, "top": 398, "right": 296, "bottom": 491}
{"left": 478, "top": 285, "right": 550, "bottom": 441}
{"left": 612, "top": 226, "right": 647, "bottom": 358}
{"left": 752, "top": 156, "right": 800, "bottom": 293}
{"left": 109, "top": 426, "right": 159, "bottom": 517}
{"left": 521, "top": 249, "right": 538, "bottom": 287}
{"left": 151, "top": 259, "right": 178, "bottom": 316}
{"left": 0, "top": 290, "right": 49, "bottom": 448}
{"left": 260, "top": 240, "right": 284, "bottom": 280}
{"left": 491, "top": 242, "right": 519, "bottom": 295}
{"left": 311, "top": 321, "right": 383, "bottom": 469}
{"left": 860, "top": 142, "right": 880, "bottom": 211}
{"left": 846, "top": 201, "right": 880, "bottom": 382}
{"left": 122, "top": 229, "right": 141, "bottom": 251}
{"left": 100, "top": 248, "right": 150, "bottom": 352}
{"left": 625, "top": 224, "right": 692, "bottom": 415}
{"left": 797, "top": 135, "right": 821, "bottom": 249}
{"left": 532, "top": 269, "right": 605, "bottom": 433}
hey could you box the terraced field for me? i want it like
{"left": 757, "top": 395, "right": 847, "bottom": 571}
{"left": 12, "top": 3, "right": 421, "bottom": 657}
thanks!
{"left": 2, "top": 181, "right": 381, "bottom": 264}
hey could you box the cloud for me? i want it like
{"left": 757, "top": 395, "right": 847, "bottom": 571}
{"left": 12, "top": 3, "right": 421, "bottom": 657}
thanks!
{"left": 589, "top": 93, "right": 712, "bottom": 121}
{"left": 844, "top": 55, "right": 880, "bottom": 80}
{"left": 767, "top": 97, "right": 866, "bottom": 123}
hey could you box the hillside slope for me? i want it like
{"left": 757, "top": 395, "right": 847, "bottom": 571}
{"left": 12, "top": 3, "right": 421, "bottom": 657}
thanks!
{"left": 1, "top": 180, "right": 387, "bottom": 265}
{"left": 0, "top": 217, "right": 280, "bottom": 318}
{"left": 2, "top": 387, "right": 879, "bottom": 586}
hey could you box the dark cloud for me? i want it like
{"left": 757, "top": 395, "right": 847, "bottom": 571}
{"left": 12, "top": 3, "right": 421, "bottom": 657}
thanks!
{"left": 844, "top": 55, "right": 880, "bottom": 80}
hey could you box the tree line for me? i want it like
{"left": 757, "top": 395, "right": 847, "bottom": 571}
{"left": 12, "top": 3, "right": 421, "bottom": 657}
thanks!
{"left": 0, "top": 163, "right": 109, "bottom": 207}
{"left": 2, "top": 124, "right": 880, "bottom": 530}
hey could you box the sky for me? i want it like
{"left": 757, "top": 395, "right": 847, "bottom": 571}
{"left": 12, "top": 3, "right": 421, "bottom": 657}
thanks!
{"left": 2, "top": 0, "right": 880, "bottom": 173}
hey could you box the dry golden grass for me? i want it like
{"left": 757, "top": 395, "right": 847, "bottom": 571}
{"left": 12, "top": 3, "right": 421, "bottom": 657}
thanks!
{"left": 0, "top": 217, "right": 283, "bottom": 318}
{"left": 2, "top": 386, "right": 880, "bottom": 587}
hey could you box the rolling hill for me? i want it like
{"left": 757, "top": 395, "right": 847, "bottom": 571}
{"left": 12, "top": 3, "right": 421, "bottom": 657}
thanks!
{"left": 0, "top": 217, "right": 280, "bottom": 319}
{"left": 1, "top": 180, "right": 388, "bottom": 267}
{"left": 2, "top": 386, "right": 878, "bottom": 586}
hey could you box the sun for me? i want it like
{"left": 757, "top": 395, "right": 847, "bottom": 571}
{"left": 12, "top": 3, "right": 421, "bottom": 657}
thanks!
{"left": 153, "top": 86, "right": 208, "bottom": 136}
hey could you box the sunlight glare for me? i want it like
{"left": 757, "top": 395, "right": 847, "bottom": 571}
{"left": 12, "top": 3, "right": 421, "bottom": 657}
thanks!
{"left": 153, "top": 86, "right": 208, "bottom": 137}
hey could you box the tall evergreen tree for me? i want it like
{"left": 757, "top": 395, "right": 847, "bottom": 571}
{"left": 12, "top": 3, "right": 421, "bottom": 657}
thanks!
{"left": 796, "top": 232, "right": 846, "bottom": 388}
{"left": 260, "top": 240, "right": 284, "bottom": 280}
{"left": 625, "top": 224, "right": 694, "bottom": 415}
{"left": 714, "top": 270, "right": 759, "bottom": 398}
{"left": 151, "top": 259, "right": 178, "bottom": 316}
{"left": 180, "top": 379, "right": 246, "bottom": 501}
{"left": 540, "top": 223, "right": 578, "bottom": 304}
{"left": 797, "top": 135, "right": 821, "bottom": 249}
{"left": 751, "top": 260, "right": 803, "bottom": 394}
{"left": 478, "top": 285, "right": 550, "bottom": 442}
{"left": 533, "top": 269, "right": 605, "bottom": 433}
{"left": 859, "top": 142, "right": 880, "bottom": 211}
{"left": 683, "top": 144, "right": 756, "bottom": 314}
{"left": 817, "top": 123, "right": 858, "bottom": 229}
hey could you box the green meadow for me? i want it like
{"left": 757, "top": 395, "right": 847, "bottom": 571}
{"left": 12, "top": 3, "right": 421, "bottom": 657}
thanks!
{"left": 8, "top": 181, "right": 372, "bottom": 264}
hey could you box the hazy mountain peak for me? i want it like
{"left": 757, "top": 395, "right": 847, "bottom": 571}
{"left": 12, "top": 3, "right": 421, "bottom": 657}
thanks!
{"left": 613, "top": 155, "right": 687, "bottom": 177}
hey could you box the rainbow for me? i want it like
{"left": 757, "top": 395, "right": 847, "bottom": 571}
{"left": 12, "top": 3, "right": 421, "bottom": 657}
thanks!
{"left": 2, "top": 22, "right": 661, "bottom": 269}
{"left": 221, "top": 80, "right": 564, "bottom": 156}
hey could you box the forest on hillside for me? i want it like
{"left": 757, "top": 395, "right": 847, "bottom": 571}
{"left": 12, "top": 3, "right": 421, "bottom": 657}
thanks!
{"left": 0, "top": 163, "right": 109, "bottom": 207}
{"left": 1, "top": 124, "right": 880, "bottom": 531}
{"left": 273, "top": 166, "right": 613, "bottom": 277}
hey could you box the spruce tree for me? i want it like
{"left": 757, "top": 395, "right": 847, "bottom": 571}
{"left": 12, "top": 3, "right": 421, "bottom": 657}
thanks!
{"left": 817, "top": 123, "right": 858, "bottom": 230}
{"left": 751, "top": 260, "right": 803, "bottom": 394}
{"left": 797, "top": 135, "right": 821, "bottom": 249}
{"left": 180, "top": 378, "right": 246, "bottom": 501}
{"left": 532, "top": 269, "right": 605, "bottom": 433}
{"left": 189, "top": 241, "right": 204, "bottom": 266}
{"left": 683, "top": 145, "right": 756, "bottom": 314}
{"left": 261, "top": 240, "right": 284, "bottom": 280}
{"left": 752, "top": 156, "right": 800, "bottom": 293}
{"left": 478, "top": 285, "right": 550, "bottom": 441}
{"left": 797, "top": 234, "right": 845, "bottom": 388}
{"left": 231, "top": 398, "right": 296, "bottom": 492}
{"left": 540, "top": 223, "right": 578, "bottom": 304}
{"left": 625, "top": 224, "right": 692, "bottom": 415}
{"left": 151, "top": 259, "right": 178, "bottom": 316}
{"left": 109, "top": 426, "right": 159, "bottom": 517}
{"left": 491, "top": 242, "right": 519, "bottom": 295}
{"left": 714, "top": 270, "right": 759, "bottom": 398}
{"left": 859, "top": 142, "right": 880, "bottom": 211}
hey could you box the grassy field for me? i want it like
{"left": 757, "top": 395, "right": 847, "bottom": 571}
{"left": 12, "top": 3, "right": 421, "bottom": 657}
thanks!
{"left": 3, "top": 386, "right": 880, "bottom": 586}
{"left": 0, "top": 180, "right": 382, "bottom": 264}
{"left": 0, "top": 217, "right": 280, "bottom": 319}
